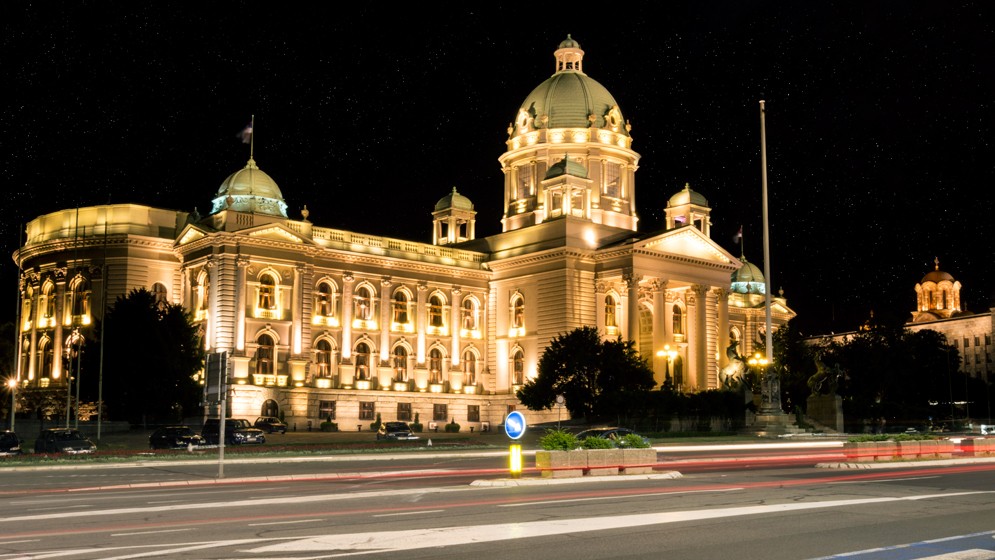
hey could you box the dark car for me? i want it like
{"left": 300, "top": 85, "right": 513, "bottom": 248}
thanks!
{"left": 574, "top": 427, "right": 651, "bottom": 448}
{"left": 0, "top": 431, "right": 23, "bottom": 456}
{"left": 201, "top": 418, "right": 266, "bottom": 445}
{"left": 149, "top": 426, "right": 206, "bottom": 450}
{"left": 254, "top": 416, "right": 288, "bottom": 434}
{"left": 34, "top": 428, "right": 97, "bottom": 454}
{"left": 376, "top": 421, "right": 419, "bottom": 441}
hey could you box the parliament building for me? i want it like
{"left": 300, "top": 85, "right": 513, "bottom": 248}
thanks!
{"left": 12, "top": 36, "right": 795, "bottom": 429}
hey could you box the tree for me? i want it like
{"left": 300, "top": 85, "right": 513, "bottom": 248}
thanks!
{"left": 93, "top": 288, "right": 204, "bottom": 426}
{"left": 517, "top": 326, "right": 656, "bottom": 421}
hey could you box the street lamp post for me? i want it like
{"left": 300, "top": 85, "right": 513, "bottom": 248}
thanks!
{"left": 749, "top": 352, "right": 781, "bottom": 414}
{"left": 6, "top": 378, "right": 15, "bottom": 432}
{"left": 657, "top": 345, "right": 679, "bottom": 390}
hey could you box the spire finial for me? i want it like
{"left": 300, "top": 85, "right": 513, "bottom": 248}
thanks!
{"left": 934, "top": 256, "right": 940, "bottom": 270}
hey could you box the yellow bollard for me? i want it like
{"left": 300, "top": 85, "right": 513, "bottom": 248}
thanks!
{"left": 509, "top": 444, "right": 522, "bottom": 479}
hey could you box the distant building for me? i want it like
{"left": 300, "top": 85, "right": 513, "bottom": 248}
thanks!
{"left": 807, "top": 258, "right": 993, "bottom": 382}
{"left": 12, "top": 36, "right": 794, "bottom": 427}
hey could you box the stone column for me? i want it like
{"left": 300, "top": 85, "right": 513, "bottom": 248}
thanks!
{"left": 624, "top": 271, "right": 640, "bottom": 344}
{"left": 689, "top": 284, "right": 708, "bottom": 391}
{"left": 450, "top": 286, "right": 462, "bottom": 390}
{"left": 341, "top": 273, "right": 354, "bottom": 360}
{"left": 235, "top": 255, "right": 249, "bottom": 352}
{"left": 715, "top": 287, "right": 730, "bottom": 371}
{"left": 652, "top": 279, "right": 668, "bottom": 386}
{"left": 379, "top": 276, "right": 392, "bottom": 360}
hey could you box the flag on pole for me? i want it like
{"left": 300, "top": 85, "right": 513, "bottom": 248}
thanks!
{"left": 238, "top": 122, "right": 253, "bottom": 144}
{"left": 733, "top": 225, "right": 743, "bottom": 244}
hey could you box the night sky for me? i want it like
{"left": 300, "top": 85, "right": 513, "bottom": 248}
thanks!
{"left": 3, "top": 2, "right": 993, "bottom": 336}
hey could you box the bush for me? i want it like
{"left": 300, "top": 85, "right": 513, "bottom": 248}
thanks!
{"left": 370, "top": 412, "right": 383, "bottom": 432}
{"left": 445, "top": 417, "right": 461, "bottom": 433}
{"left": 320, "top": 421, "right": 338, "bottom": 432}
{"left": 538, "top": 428, "right": 579, "bottom": 451}
{"left": 618, "top": 433, "right": 651, "bottom": 448}
{"left": 410, "top": 412, "right": 423, "bottom": 433}
{"left": 581, "top": 436, "right": 614, "bottom": 449}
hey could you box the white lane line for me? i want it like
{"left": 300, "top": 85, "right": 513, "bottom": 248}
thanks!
{"left": 248, "top": 519, "right": 325, "bottom": 527}
{"left": 0, "top": 539, "right": 40, "bottom": 545}
{"left": 246, "top": 491, "right": 995, "bottom": 555}
{"left": 372, "top": 510, "right": 445, "bottom": 517}
{"left": 111, "top": 528, "right": 193, "bottom": 537}
{"left": 497, "top": 487, "right": 742, "bottom": 507}
{"left": 827, "top": 476, "right": 941, "bottom": 485}
{"left": 25, "top": 504, "right": 91, "bottom": 512}
{"left": 0, "top": 485, "right": 473, "bottom": 522}
{"left": 146, "top": 500, "right": 184, "bottom": 504}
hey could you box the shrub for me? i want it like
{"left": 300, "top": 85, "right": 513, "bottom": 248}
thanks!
{"left": 618, "top": 433, "right": 651, "bottom": 448}
{"left": 538, "top": 428, "right": 579, "bottom": 451}
{"left": 320, "top": 421, "right": 338, "bottom": 432}
{"left": 410, "top": 412, "right": 423, "bottom": 432}
{"left": 370, "top": 412, "right": 383, "bottom": 432}
{"left": 445, "top": 417, "right": 461, "bottom": 433}
{"left": 581, "top": 436, "right": 614, "bottom": 449}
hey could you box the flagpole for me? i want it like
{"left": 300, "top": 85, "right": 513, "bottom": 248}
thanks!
{"left": 759, "top": 99, "right": 780, "bottom": 416}
{"left": 249, "top": 114, "right": 255, "bottom": 160}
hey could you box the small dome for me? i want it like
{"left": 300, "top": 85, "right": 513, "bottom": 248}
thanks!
{"left": 435, "top": 187, "right": 474, "bottom": 211}
{"left": 668, "top": 183, "right": 709, "bottom": 207}
{"left": 558, "top": 34, "right": 581, "bottom": 49}
{"left": 731, "top": 257, "right": 766, "bottom": 294}
{"left": 921, "top": 257, "right": 955, "bottom": 283}
{"left": 544, "top": 156, "right": 588, "bottom": 179}
{"left": 211, "top": 157, "right": 288, "bottom": 217}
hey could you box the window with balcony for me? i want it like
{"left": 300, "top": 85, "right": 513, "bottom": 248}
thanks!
{"left": 428, "top": 294, "right": 446, "bottom": 329}
{"left": 673, "top": 304, "right": 685, "bottom": 338}
{"left": 462, "top": 349, "right": 477, "bottom": 385}
{"left": 393, "top": 346, "right": 408, "bottom": 381}
{"left": 259, "top": 274, "right": 277, "bottom": 310}
{"left": 256, "top": 334, "right": 275, "bottom": 375}
{"left": 151, "top": 282, "right": 167, "bottom": 308}
{"left": 315, "top": 282, "right": 336, "bottom": 318}
{"left": 512, "top": 349, "right": 524, "bottom": 386}
{"left": 354, "top": 285, "right": 375, "bottom": 323}
{"left": 355, "top": 342, "right": 371, "bottom": 380}
{"left": 461, "top": 297, "right": 479, "bottom": 331}
{"left": 511, "top": 294, "right": 525, "bottom": 330}
{"left": 315, "top": 339, "right": 332, "bottom": 377}
{"left": 429, "top": 348, "right": 443, "bottom": 383}
{"left": 605, "top": 294, "right": 617, "bottom": 328}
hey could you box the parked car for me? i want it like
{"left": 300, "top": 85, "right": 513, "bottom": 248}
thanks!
{"left": 149, "top": 426, "right": 206, "bottom": 450}
{"left": 34, "top": 428, "right": 97, "bottom": 454}
{"left": 376, "top": 421, "right": 419, "bottom": 441}
{"left": 574, "top": 427, "right": 651, "bottom": 448}
{"left": 0, "top": 431, "right": 23, "bottom": 456}
{"left": 201, "top": 418, "right": 266, "bottom": 445}
{"left": 254, "top": 416, "right": 288, "bottom": 434}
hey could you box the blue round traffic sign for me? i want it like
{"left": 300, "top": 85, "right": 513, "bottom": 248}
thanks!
{"left": 505, "top": 411, "right": 527, "bottom": 440}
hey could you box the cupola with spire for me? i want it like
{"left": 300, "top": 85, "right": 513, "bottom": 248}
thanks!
{"left": 432, "top": 187, "right": 476, "bottom": 245}
{"left": 665, "top": 183, "right": 711, "bottom": 235}
{"left": 912, "top": 257, "right": 965, "bottom": 322}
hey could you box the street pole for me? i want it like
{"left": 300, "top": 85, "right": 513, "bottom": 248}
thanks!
{"left": 6, "top": 379, "right": 14, "bottom": 432}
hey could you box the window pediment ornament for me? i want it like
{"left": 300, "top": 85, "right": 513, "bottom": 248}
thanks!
{"left": 604, "top": 105, "right": 623, "bottom": 132}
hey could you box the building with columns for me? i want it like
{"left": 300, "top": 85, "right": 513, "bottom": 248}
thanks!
{"left": 12, "top": 36, "right": 795, "bottom": 428}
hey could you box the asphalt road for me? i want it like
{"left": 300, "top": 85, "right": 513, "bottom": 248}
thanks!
{"left": 3, "top": 441, "right": 995, "bottom": 559}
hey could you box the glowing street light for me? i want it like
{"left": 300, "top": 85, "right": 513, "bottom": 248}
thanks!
{"left": 5, "top": 378, "right": 15, "bottom": 432}
{"left": 657, "top": 344, "right": 679, "bottom": 389}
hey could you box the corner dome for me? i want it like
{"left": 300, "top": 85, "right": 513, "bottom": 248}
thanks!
{"left": 435, "top": 187, "right": 474, "bottom": 211}
{"left": 545, "top": 156, "right": 588, "bottom": 179}
{"left": 731, "top": 257, "right": 766, "bottom": 294}
{"left": 211, "top": 157, "right": 288, "bottom": 217}
{"left": 513, "top": 36, "right": 629, "bottom": 136}
{"left": 668, "top": 183, "right": 709, "bottom": 207}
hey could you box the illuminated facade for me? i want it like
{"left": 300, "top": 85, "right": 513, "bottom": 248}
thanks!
{"left": 12, "top": 37, "right": 795, "bottom": 427}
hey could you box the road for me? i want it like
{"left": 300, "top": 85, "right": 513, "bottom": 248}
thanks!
{"left": 2, "top": 442, "right": 995, "bottom": 559}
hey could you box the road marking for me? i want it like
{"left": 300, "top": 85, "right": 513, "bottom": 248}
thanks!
{"left": 827, "top": 475, "right": 941, "bottom": 485}
{"left": 0, "top": 539, "right": 40, "bottom": 545}
{"left": 248, "top": 518, "right": 324, "bottom": 526}
{"left": 373, "top": 510, "right": 445, "bottom": 517}
{"left": 497, "top": 487, "right": 741, "bottom": 507}
{"left": 26, "top": 504, "right": 91, "bottom": 512}
{"left": 111, "top": 528, "right": 193, "bottom": 537}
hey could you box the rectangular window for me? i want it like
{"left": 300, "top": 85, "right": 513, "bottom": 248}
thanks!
{"left": 976, "top": 354, "right": 982, "bottom": 365}
{"left": 467, "top": 405, "right": 480, "bottom": 422}
{"left": 433, "top": 403, "right": 448, "bottom": 422}
{"left": 318, "top": 400, "right": 336, "bottom": 421}
{"left": 506, "top": 404, "right": 516, "bottom": 415}
{"left": 964, "top": 338, "right": 970, "bottom": 347}
{"left": 975, "top": 336, "right": 981, "bottom": 346}
{"left": 397, "top": 402, "right": 412, "bottom": 421}
{"left": 986, "top": 334, "right": 992, "bottom": 346}
{"left": 954, "top": 339, "right": 959, "bottom": 348}
{"left": 359, "top": 401, "right": 375, "bottom": 421}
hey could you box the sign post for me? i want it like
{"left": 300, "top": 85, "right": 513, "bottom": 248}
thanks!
{"left": 505, "top": 411, "right": 526, "bottom": 479}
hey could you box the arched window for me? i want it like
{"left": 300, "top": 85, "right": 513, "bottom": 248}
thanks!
{"left": 638, "top": 303, "right": 653, "bottom": 359}
{"left": 672, "top": 304, "right": 684, "bottom": 336}
{"left": 428, "top": 294, "right": 445, "bottom": 328}
{"left": 42, "top": 282, "right": 56, "bottom": 320}
{"left": 512, "top": 349, "right": 524, "bottom": 386}
{"left": 429, "top": 348, "right": 443, "bottom": 383}
{"left": 354, "top": 286, "right": 374, "bottom": 322}
{"left": 315, "top": 282, "right": 334, "bottom": 317}
{"left": 604, "top": 294, "right": 617, "bottom": 328}
{"left": 196, "top": 272, "right": 210, "bottom": 317}
{"left": 511, "top": 294, "right": 525, "bottom": 330}
{"left": 259, "top": 275, "right": 277, "bottom": 310}
{"left": 261, "top": 399, "right": 279, "bottom": 418}
{"left": 461, "top": 298, "right": 479, "bottom": 331}
{"left": 393, "top": 346, "right": 408, "bottom": 381}
{"left": 315, "top": 339, "right": 332, "bottom": 377}
{"left": 673, "top": 355, "right": 684, "bottom": 387}
{"left": 22, "top": 286, "right": 34, "bottom": 323}
{"left": 256, "top": 334, "right": 275, "bottom": 375}
{"left": 39, "top": 338, "right": 53, "bottom": 378}
{"left": 355, "top": 342, "right": 371, "bottom": 380}
{"left": 20, "top": 337, "right": 30, "bottom": 378}
{"left": 462, "top": 349, "right": 477, "bottom": 385}
{"left": 151, "top": 282, "right": 167, "bottom": 307}
{"left": 392, "top": 291, "right": 410, "bottom": 324}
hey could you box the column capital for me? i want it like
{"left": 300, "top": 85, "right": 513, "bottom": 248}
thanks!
{"left": 380, "top": 275, "right": 392, "bottom": 287}
{"left": 236, "top": 255, "right": 251, "bottom": 267}
{"left": 343, "top": 272, "right": 355, "bottom": 283}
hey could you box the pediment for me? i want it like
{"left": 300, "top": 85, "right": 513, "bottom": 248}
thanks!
{"left": 245, "top": 224, "right": 309, "bottom": 244}
{"left": 635, "top": 227, "right": 739, "bottom": 269}
{"left": 175, "top": 224, "right": 208, "bottom": 246}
